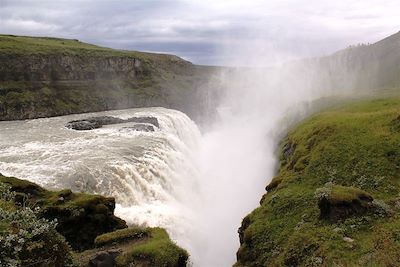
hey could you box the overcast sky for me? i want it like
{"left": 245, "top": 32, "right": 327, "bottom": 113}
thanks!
{"left": 0, "top": 0, "right": 399, "bottom": 65}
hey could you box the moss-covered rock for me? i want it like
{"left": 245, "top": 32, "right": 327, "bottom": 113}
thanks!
{"left": 316, "top": 184, "right": 374, "bottom": 222}
{"left": 75, "top": 227, "right": 189, "bottom": 267}
{"left": 115, "top": 227, "right": 188, "bottom": 267}
{"left": 0, "top": 175, "right": 189, "bottom": 266}
{"left": 0, "top": 174, "right": 127, "bottom": 251}
{"left": 94, "top": 227, "right": 150, "bottom": 248}
{"left": 236, "top": 98, "right": 400, "bottom": 267}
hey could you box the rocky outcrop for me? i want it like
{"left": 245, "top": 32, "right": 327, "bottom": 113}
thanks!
{"left": 75, "top": 227, "right": 188, "bottom": 267}
{"left": 0, "top": 174, "right": 189, "bottom": 266}
{"left": 316, "top": 185, "right": 374, "bottom": 222}
{"left": 0, "top": 174, "right": 127, "bottom": 251}
{"left": 66, "top": 116, "right": 159, "bottom": 131}
{"left": 66, "top": 120, "right": 103, "bottom": 130}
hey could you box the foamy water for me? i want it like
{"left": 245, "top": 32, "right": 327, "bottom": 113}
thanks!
{"left": 0, "top": 107, "right": 202, "bottom": 256}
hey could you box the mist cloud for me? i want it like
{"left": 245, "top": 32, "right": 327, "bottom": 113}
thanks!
{"left": 0, "top": 0, "right": 399, "bottom": 65}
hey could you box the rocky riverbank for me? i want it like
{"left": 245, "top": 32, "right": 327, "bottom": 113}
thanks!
{"left": 0, "top": 174, "right": 188, "bottom": 266}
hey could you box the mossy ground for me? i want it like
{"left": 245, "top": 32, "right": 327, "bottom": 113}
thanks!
{"left": 236, "top": 97, "right": 400, "bottom": 267}
{"left": 115, "top": 227, "right": 188, "bottom": 267}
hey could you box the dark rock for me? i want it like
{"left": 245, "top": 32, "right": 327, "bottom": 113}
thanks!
{"left": 238, "top": 215, "right": 251, "bottom": 245}
{"left": 65, "top": 120, "right": 101, "bottom": 130}
{"left": 41, "top": 197, "right": 127, "bottom": 251}
{"left": 282, "top": 141, "right": 296, "bottom": 161}
{"left": 318, "top": 185, "right": 374, "bottom": 223}
{"left": 66, "top": 116, "right": 159, "bottom": 131}
{"left": 0, "top": 174, "right": 127, "bottom": 251}
{"left": 265, "top": 176, "right": 283, "bottom": 192}
{"left": 89, "top": 249, "right": 121, "bottom": 267}
{"left": 86, "top": 116, "right": 125, "bottom": 125}
{"left": 126, "top": 116, "right": 159, "bottom": 128}
{"left": 121, "top": 124, "right": 155, "bottom": 132}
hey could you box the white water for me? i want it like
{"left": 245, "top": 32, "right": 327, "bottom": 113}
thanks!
{"left": 0, "top": 107, "right": 202, "bottom": 245}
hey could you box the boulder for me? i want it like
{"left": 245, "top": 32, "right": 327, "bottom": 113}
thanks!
{"left": 66, "top": 116, "right": 159, "bottom": 131}
{"left": 121, "top": 124, "right": 155, "bottom": 132}
{"left": 317, "top": 185, "right": 374, "bottom": 222}
{"left": 86, "top": 116, "right": 125, "bottom": 125}
{"left": 89, "top": 249, "right": 121, "bottom": 267}
{"left": 126, "top": 116, "right": 159, "bottom": 128}
{"left": 65, "top": 120, "right": 101, "bottom": 130}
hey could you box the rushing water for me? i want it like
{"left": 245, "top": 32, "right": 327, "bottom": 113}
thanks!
{"left": 0, "top": 107, "right": 202, "bottom": 254}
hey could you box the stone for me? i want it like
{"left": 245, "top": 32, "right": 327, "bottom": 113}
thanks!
{"left": 86, "top": 116, "right": 125, "bottom": 125}
{"left": 317, "top": 185, "right": 374, "bottom": 222}
{"left": 88, "top": 249, "right": 121, "bottom": 267}
{"left": 343, "top": 237, "right": 354, "bottom": 243}
{"left": 65, "top": 116, "right": 159, "bottom": 131}
{"left": 121, "top": 124, "right": 155, "bottom": 132}
{"left": 126, "top": 116, "right": 160, "bottom": 128}
{"left": 65, "top": 120, "right": 101, "bottom": 130}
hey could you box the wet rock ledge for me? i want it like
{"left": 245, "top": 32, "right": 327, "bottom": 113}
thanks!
{"left": 65, "top": 115, "right": 159, "bottom": 132}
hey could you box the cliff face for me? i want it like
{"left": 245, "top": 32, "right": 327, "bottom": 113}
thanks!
{"left": 235, "top": 97, "right": 400, "bottom": 267}
{"left": 0, "top": 35, "right": 218, "bottom": 122}
{"left": 0, "top": 54, "right": 143, "bottom": 81}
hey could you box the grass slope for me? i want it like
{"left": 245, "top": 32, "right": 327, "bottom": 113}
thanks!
{"left": 236, "top": 97, "right": 400, "bottom": 267}
{"left": 0, "top": 34, "right": 179, "bottom": 61}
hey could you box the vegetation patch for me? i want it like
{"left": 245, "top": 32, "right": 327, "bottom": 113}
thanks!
{"left": 0, "top": 175, "right": 189, "bottom": 266}
{"left": 116, "top": 227, "right": 188, "bottom": 267}
{"left": 235, "top": 97, "right": 400, "bottom": 267}
{"left": 95, "top": 227, "right": 150, "bottom": 247}
{"left": 0, "top": 182, "right": 74, "bottom": 267}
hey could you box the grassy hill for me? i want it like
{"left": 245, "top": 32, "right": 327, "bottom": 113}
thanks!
{"left": 236, "top": 97, "right": 400, "bottom": 266}
{"left": 315, "top": 31, "right": 400, "bottom": 92}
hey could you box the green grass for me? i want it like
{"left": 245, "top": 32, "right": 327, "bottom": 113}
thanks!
{"left": 0, "top": 34, "right": 174, "bottom": 61}
{"left": 328, "top": 185, "right": 372, "bottom": 203}
{"left": 0, "top": 174, "right": 106, "bottom": 210}
{"left": 236, "top": 97, "right": 400, "bottom": 267}
{"left": 94, "top": 227, "right": 150, "bottom": 247}
{"left": 116, "top": 227, "right": 188, "bottom": 267}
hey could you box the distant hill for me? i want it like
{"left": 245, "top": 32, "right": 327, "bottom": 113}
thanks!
{"left": 315, "top": 31, "right": 400, "bottom": 92}
{"left": 0, "top": 34, "right": 218, "bottom": 121}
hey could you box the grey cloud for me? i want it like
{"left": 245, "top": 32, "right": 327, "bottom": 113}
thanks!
{"left": 0, "top": 0, "right": 399, "bottom": 65}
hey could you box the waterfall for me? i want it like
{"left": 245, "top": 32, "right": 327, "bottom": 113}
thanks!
{"left": 0, "top": 107, "right": 202, "bottom": 250}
